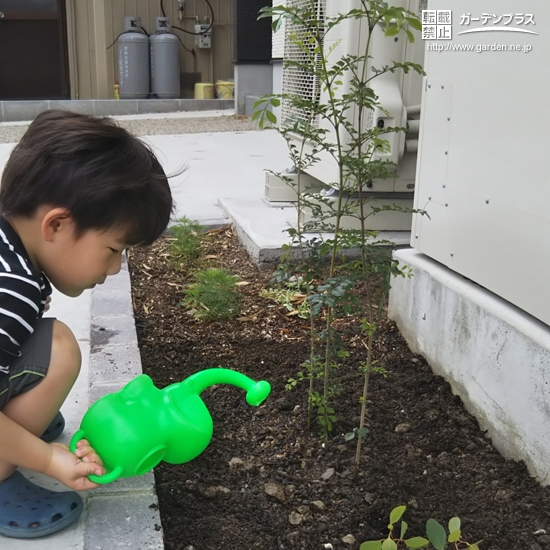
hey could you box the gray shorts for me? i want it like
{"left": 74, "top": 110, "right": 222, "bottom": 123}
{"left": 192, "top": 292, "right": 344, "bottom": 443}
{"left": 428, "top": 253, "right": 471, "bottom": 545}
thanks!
{"left": 0, "top": 317, "right": 55, "bottom": 410}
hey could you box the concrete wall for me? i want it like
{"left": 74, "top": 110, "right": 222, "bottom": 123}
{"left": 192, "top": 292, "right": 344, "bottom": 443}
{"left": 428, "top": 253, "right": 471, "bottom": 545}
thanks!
{"left": 389, "top": 248, "right": 550, "bottom": 485}
{"left": 234, "top": 63, "right": 273, "bottom": 115}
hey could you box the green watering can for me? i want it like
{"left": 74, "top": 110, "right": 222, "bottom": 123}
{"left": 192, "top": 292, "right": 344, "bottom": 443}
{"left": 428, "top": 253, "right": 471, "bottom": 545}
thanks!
{"left": 69, "top": 369, "right": 271, "bottom": 484}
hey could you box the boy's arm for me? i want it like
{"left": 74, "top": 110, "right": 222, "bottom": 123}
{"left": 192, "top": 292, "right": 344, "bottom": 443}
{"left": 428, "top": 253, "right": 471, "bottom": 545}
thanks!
{"left": 0, "top": 411, "right": 104, "bottom": 490}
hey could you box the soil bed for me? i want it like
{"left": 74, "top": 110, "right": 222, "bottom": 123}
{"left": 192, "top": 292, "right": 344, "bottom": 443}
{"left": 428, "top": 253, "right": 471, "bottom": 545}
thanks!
{"left": 129, "top": 228, "right": 550, "bottom": 550}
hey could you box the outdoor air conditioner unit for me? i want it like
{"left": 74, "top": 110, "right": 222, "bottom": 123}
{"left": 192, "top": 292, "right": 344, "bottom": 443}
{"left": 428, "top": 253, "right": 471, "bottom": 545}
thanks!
{"left": 277, "top": 0, "right": 426, "bottom": 230}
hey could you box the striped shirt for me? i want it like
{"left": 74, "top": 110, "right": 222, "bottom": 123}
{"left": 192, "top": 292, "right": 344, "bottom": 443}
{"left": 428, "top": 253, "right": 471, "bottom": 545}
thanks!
{"left": 0, "top": 217, "right": 51, "bottom": 374}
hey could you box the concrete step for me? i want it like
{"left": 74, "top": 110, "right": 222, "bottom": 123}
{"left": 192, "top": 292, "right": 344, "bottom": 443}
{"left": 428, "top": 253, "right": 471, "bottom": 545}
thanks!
{"left": 218, "top": 196, "right": 412, "bottom": 266}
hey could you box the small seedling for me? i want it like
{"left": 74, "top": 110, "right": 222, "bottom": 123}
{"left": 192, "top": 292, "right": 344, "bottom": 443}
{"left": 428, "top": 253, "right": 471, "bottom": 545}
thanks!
{"left": 360, "top": 506, "right": 482, "bottom": 550}
{"left": 182, "top": 268, "right": 242, "bottom": 321}
{"left": 169, "top": 217, "right": 205, "bottom": 269}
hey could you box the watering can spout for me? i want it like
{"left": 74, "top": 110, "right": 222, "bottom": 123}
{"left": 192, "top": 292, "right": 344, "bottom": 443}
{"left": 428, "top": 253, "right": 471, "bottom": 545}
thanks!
{"left": 180, "top": 368, "right": 271, "bottom": 406}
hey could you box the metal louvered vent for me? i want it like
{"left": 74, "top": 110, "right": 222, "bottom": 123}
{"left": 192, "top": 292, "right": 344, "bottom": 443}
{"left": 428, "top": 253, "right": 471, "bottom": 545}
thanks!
{"left": 281, "top": 0, "right": 326, "bottom": 129}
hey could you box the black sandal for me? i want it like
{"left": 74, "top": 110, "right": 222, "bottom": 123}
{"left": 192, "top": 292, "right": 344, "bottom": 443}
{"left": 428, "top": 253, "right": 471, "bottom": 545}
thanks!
{"left": 40, "top": 411, "right": 65, "bottom": 443}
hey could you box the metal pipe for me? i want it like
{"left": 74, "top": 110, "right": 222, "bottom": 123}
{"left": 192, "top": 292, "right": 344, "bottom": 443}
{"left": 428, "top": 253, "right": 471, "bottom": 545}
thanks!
{"left": 407, "top": 119, "right": 421, "bottom": 134}
{"left": 405, "top": 139, "right": 418, "bottom": 153}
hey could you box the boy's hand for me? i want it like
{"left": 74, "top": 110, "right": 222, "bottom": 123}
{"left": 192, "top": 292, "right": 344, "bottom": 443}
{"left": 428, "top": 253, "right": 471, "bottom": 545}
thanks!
{"left": 74, "top": 439, "right": 103, "bottom": 465}
{"left": 43, "top": 440, "right": 106, "bottom": 491}
{"left": 44, "top": 296, "right": 52, "bottom": 312}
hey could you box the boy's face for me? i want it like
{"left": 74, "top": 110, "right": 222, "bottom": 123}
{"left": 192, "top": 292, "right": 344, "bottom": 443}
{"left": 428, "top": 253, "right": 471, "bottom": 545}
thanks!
{"left": 40, "top": 220, "right": 129, "bottom": 298}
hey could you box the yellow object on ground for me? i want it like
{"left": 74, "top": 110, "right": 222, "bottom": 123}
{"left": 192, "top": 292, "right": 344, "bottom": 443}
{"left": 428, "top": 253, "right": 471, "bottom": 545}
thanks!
{"left": 194, "top": 83, "right": 215, "bottom": 99}
{"left": 215, "top": 80, "right": 234, "bottom": 99}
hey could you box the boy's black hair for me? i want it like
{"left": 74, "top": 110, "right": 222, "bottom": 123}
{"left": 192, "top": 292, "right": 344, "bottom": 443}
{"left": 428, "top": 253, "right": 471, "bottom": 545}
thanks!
{"left": 0, "top": 109, "right": 173, "bottom": 246}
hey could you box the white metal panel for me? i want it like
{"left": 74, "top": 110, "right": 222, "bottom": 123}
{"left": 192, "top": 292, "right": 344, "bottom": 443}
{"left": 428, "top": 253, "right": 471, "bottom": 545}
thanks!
{"left": 411, "top": 79, "right": 452, "bottom": 248}
{"left": 413, "top": 0, "right": 550, "bottom": 325}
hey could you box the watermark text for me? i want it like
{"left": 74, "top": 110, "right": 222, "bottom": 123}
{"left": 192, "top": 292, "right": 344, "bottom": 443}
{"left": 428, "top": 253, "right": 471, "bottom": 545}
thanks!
{"left": 427, "top": 42, "right": 532, "bottom": 53}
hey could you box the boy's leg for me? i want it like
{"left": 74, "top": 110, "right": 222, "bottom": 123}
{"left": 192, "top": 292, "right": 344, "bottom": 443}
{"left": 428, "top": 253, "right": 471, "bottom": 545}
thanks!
{"left": 0, "top": 319, "right": 84, "bottom": 538}
{"left": 0, "top": 319, "right": 81, "bottom": 481}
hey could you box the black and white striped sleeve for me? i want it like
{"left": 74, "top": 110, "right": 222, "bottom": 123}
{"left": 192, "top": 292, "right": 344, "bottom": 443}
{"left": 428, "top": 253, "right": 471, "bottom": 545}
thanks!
{"left": 0, "top": 271, "right": 42, "bottom": 374}
{"left": 0, "top": 223, "right": 50, "bottom": 374}
{"left": 0, "top": 239, "right": 42, "bottom": 378}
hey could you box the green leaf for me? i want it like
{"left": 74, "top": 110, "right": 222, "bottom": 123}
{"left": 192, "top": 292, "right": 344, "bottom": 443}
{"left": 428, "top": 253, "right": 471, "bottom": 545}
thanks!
{"left": 272, "top": 17, "right": 283, "bottom": 33}
{"left": 400, "top": 520, "right": 408, "bottom": 539}
{"left": 251, "top": 110, "right": 260, "bottom": 121}
{"left": 426, "top": 519, "right": 446, "bottom": 550}
{"left": 265, "top": 110, "right": 277, "bottom": 124}
{"left": 389, "top": 506, "right": 406, "bottom": 525}
{"left": 448, "top": 529, "right": 461, "bottom": 543}
{"left": 407, "top": 17, "right": 422, "bottom": 31}
{"left": 382, "top": 538, "right": 397, "bottom": 550}
{"left": 404, "top": 537, "right": 430, "bottom": 549}
{"left": 384, "top": 25, "right": 400, "bottom": 37}
{"left": 360, "top": 541, "right": 382, "bottom": 550}
{"left": 344, "top": 431, "right": 355, "bottom": 441}
{"left": 448, "top": 517, "right": 461, "bottom": 533}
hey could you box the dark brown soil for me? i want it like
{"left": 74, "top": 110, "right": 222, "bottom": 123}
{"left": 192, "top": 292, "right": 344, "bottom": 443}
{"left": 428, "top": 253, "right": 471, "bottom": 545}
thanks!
{"left": 129, "top": 228, "right": 550, "bottom": 550}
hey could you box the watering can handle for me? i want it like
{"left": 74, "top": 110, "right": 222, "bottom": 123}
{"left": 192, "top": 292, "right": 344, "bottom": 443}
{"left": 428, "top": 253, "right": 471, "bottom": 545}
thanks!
{"left": 69, "top": 429, "right": 124, "bottom": 485}
{"left": 69, "top": 429, "right": 86, "bottom": 454}
{"left": 88, "top": 466, "right": 123, "bottom": 485}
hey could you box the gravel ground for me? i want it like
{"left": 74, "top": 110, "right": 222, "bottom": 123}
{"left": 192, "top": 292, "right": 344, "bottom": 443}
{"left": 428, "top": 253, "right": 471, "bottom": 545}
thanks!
{"left": 0, "top": 113, "right": 261, "bottom": 144}
{"left": 0, "top": 124, "right": 28, "bottom": 144}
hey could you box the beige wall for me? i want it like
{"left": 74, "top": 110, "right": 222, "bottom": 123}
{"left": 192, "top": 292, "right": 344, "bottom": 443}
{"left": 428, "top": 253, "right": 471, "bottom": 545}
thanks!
{"left": 69, "top": 0, "right": 234, "bottom": 99}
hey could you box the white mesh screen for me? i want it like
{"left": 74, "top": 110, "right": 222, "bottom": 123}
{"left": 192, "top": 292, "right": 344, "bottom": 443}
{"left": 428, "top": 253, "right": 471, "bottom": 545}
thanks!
{"left": 272, "top": 0, "right": 287, "bottom": 59}
{"left": 281, "top": 0, "right": 326, "bottom": 129}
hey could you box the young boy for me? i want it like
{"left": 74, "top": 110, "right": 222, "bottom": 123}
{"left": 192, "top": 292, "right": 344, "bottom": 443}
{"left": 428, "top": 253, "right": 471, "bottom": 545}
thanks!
{"left": 0, "top": 110, "right": 173, "bottom": 538}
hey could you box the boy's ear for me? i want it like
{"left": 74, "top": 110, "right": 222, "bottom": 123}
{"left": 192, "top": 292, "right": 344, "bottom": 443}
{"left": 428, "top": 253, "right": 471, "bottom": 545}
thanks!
{"left": 41, "top": 207, "right": 74, "bottom": 241}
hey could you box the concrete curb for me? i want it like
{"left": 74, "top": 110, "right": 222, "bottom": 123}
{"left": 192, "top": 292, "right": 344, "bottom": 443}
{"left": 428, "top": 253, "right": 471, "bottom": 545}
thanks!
{"left": 86, "top": 253, "right": 164, "bottom": 550}
{"left": 0, "top": 99, "right": 234, "bottom": 123}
